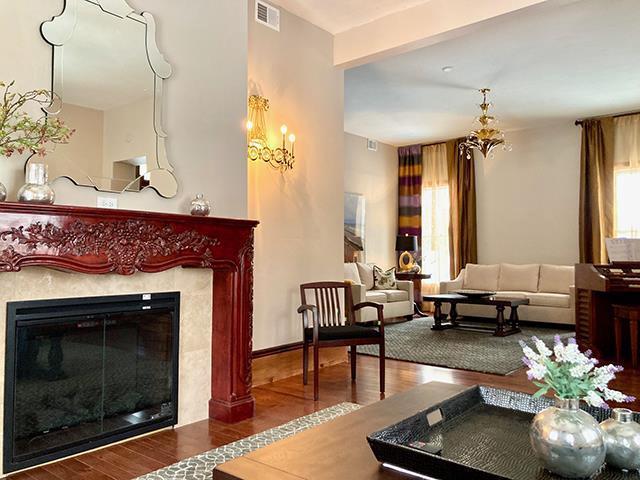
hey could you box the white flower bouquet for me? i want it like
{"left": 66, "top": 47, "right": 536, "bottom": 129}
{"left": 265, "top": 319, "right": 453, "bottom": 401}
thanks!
{"left": 520, "top": 335, "right": 635, "bottom": 408}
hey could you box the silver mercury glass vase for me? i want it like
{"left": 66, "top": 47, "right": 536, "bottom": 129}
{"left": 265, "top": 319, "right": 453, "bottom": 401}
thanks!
{"left": 600, "top": 408, "right": 640, "bottom": 472}
{"left": 18, "top": 163, "right": 55, "bottom": 205}
{"left": 0, "top": 181, "right": 6, "bottom": 202}
{"left": 190, "top": 193, "right": 210, "bottom": 217}
{"left": 530, "top": 398, "right": 606, "bottom": 478}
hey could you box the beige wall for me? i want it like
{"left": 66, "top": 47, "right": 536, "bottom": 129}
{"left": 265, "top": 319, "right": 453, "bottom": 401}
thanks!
{"left": 103, "top": 96, "right": 156, "bottom": 172}
{"left": 0, "top": 0, "right": 248, "bottom": 218}
{"left": 48, "top": 103, "right": 105, "bottom": 180}
{"left": 248, "top": 1, "right": 344, "bottom": 350}
{"left": 476, "top": 121, "right": 581, "bottom": 265}
{"left": 344, "top": 133, "right": 398, "bottom": 268}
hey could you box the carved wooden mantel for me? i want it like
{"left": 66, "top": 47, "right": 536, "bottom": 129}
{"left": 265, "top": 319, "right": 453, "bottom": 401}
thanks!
{"left": 0, "top": 202, "right": 258, "bottom": 423}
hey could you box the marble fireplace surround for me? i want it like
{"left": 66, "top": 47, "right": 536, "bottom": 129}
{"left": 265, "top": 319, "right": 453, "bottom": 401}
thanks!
{"left": 0, "top": 204, "right": 258, "bottom": 441}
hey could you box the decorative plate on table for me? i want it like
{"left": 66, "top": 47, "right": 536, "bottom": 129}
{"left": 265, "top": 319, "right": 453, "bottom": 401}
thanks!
{"left": 454, "top": 289, "right": 496, "bottom": 298}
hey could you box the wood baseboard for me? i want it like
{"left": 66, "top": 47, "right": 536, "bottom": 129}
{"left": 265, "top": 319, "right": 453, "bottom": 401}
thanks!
{"left": 252, "top": 343, "right": 347, "bottom": 386}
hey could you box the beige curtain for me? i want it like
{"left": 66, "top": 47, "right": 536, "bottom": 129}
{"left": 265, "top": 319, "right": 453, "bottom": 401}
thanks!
{"left": 613, "top": 113, "right": 640, "bottom": 238}
{"left": 579, "top": 118, "right": 615, "bottom": 264}
{"left": 446, "top": 138, "right": 478, "bottom": 278}
{"left": 421, "top": 143, "right": 449, "bottom": 297}
{"left": 614, "top": 114, "right": 640, "bottom": 168}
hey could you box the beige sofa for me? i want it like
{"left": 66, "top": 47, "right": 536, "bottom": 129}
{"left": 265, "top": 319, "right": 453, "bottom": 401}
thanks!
{"left": 439, "top": 263, "right": 575, "bottom": 325}
{"left": 344, "top": 263, "right": 413, "bottom": 323}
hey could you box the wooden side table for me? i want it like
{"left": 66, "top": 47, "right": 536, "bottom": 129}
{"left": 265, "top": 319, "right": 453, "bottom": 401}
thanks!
{"left": 613, "top": 304, "right": 639, "bottom": 370}
{"left": 395, "top": 272, "right": 431, "bottom": 317}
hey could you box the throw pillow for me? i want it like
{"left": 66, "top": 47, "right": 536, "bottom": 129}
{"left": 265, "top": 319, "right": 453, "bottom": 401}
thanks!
{"left": 356, "top": 262, "right": 375, "bottom": 290}
{"left": 373, "top": 266, "right": 397, "bottom": 290}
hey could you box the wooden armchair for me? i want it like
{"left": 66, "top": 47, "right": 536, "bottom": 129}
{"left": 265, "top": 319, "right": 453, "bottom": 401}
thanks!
{"left": 298, "top": 281, "right": 385, "bottom": 401}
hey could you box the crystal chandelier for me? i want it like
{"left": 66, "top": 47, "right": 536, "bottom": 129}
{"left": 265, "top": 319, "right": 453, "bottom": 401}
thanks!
{"left": 246, "top": 95, "right": 296, "bottom": 172}
{"left": 460, "top": 88, "right": 510, "bottom": 159}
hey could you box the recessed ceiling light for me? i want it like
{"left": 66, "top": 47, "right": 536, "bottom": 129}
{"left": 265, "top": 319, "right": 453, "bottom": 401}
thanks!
{"left": 442, "top": 66, "right": 454, "bottom": 73}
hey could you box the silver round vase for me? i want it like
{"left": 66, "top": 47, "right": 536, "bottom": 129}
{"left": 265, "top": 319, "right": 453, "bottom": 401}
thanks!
{"left": 190, "top": 193, "right": 210, "bottom": 216}
{"left": 600, "top": 408, "right": 640, "bottom": 472}
{"left": 0, "top": 181, "right": 6, "bottom": 202}
{"left": 530, "top": 398, "right": 606, "bottom": 478}
{"left": 18, "top": 163, "right": 55, "bottom": 205}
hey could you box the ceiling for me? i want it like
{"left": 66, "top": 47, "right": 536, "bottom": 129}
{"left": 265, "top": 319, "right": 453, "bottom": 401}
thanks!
{"left": 344, "top": 0, "right": 640, "bottom": 146}
{"left": 270, "top": 0, "right": 432, "bottom": 34}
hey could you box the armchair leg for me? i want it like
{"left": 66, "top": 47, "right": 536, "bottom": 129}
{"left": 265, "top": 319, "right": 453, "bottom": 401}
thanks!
{"left": 313, "top": 344, "right": 320, "bottom": 401}
{"left": 379, "top": 340, "right": 385, "bottom": 394}
{"left": 350, "top": 346, "right": 357, "bottom": 382}
{"left": 302, "top": 342, "right": 309, "bottom": 385}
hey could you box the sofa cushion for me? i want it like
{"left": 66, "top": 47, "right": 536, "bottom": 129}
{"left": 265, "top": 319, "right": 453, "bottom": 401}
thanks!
{"left": 376, "top": 289, "right": 410, "bottom": 302}
{"left": 344, "top": 263, "right": 361, "bottom": 284}
{"left": 304, "top": 325, "right": 381, "bottom": 341}
{"left": 498, "top": 264, "right": 540, "bottom": 292}
{"left": 528, "top": 292, "right": 571, "bottom": 308}
{"left": 373, "top": 266, "right": 397, "bottom": 290}
{"left": 356, "top": 263, "right": 375, "bottom": 290}
{"left": 365, "top": 291, "right": 387, "bottom": 303}
{"left": 538, "top": 265, "right": 574, "bottom": 294}
{"left": 463, "top": 264, "right": 500, "bottom": 291}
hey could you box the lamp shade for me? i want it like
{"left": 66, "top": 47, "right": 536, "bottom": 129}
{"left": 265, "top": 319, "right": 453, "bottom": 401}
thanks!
{"left": 395, "top": 235, "right": 418, "bottom": 252}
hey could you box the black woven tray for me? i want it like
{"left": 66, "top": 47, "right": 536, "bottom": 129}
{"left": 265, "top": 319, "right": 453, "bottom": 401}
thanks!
{"left": 367, "top": 386, "right": 640, "bottom": 480}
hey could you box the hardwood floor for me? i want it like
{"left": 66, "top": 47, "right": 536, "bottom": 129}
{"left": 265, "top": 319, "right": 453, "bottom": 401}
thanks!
{"left": 8, "top": 355, "right": 640, "bottom": 480}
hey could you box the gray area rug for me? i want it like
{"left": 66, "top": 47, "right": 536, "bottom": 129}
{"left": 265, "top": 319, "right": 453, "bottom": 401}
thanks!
{"left": 357, "top": 317, "right": 574, "bottom": 375}
{"left": 135, "top": 402, "right": 361, "bottom": 480}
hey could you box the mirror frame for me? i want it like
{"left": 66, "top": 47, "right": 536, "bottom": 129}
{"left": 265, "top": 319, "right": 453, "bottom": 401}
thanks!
{"left": 38, "top": 0, "right": 178, "bottom": 198}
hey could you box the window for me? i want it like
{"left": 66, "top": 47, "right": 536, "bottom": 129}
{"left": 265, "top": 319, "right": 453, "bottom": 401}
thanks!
{"left": 421, "top": 143, "right": 450, "bottom": 288}
{"left": 614, "top": 167, "right": 640, "bottom": 238}
{"left": 422, "top": 184, "right": 451, "bottom": 284}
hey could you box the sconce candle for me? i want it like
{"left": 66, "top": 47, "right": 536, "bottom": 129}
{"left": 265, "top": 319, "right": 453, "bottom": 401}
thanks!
{"left": 246, "top": 95, "right": 296, "bottom": 172}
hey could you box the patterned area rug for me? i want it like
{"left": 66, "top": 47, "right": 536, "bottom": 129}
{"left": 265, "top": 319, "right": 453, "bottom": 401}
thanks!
{"left": 357, "top": 317, "right": 573, "bottom": 375}
{"left": 135, "top": 403, "right": 361, "bottom": 480}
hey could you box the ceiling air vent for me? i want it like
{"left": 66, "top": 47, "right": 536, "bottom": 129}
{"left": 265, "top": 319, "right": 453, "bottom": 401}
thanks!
{"left": 367, "top": 139, "right": 378, "bottom": 152}
{"left": 256, "top": 0, "right": 280, "bottom": 32}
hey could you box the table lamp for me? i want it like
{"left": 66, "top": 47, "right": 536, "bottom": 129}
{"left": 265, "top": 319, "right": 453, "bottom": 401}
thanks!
{"left": 395, "top": 234, "right": 419, "bottom": 272}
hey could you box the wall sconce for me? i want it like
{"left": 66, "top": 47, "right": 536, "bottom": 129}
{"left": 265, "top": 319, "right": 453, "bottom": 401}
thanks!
{"left": 246, "top": 95, "right": 296, "bottom": 172}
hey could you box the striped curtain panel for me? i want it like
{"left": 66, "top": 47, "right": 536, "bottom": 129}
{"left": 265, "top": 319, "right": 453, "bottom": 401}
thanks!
{"left": 398, "top": 145, "right": 423, "bottom": 255}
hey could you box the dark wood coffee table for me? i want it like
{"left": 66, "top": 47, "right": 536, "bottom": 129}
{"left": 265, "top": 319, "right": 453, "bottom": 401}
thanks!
{"left": 213, "top": 382, "right": 470, "bottom": 480}
{"left": 422, "top": 293, "right": 529, "bottom": 337}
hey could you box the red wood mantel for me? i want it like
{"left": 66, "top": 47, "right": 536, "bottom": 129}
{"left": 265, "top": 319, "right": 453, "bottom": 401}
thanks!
{"left": 0, "top": 202, "right": 258, "bottom": 423}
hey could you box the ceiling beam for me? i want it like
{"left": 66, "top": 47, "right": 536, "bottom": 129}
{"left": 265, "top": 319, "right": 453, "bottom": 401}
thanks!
{"left": 334, "top": 0, "right": 556, "bottom": 68}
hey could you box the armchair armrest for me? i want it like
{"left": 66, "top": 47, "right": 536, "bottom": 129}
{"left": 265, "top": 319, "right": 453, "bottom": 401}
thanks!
{"left": 440, "top": 270, "right": 464, "bottom": 294}
{"left": 396, "top": 280, "right": 412, "bottom": 296}
{"left": 569, "top": 285, "right": 576, "bottom": 310}
{"left": 349, "top": 282, "right": 367, "bottom": 304}
{"left": 353, "top": 301, "right": 385, "bottom": 333}
{"left": 297, "top": 304, "right": 318, "bottom": 330}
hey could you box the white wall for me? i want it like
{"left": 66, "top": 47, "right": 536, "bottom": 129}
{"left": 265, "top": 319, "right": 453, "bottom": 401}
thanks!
{"left": 0, "top": 0, "right": 248, "bottom": 218}
{"left": 344, "top": 133, "right": 398, "bottom": 268}
{"left": 475, "top": 121, "right": 581, "bottom": 265}
{"left": 248, "top": 2, "right": 344, "bottom": 350}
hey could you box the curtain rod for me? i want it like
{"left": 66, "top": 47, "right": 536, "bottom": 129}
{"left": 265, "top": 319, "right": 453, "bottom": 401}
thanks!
{"left": 575, "top": 109, "right": 640, "bottom": 126}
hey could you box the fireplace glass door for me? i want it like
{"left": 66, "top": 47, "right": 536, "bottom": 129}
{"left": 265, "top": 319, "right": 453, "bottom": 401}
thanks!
{"left": 4, "top": 293, "right": 179, "bottom": 473}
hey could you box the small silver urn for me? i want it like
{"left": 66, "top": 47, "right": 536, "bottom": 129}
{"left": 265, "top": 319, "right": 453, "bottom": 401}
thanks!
{"left": 530, "top": 398, "right": 606, "bottom": 478}
{"left": 0, "top": 181, "right": 6, "bottom": 202}
{"left": 601, "top": 408, "right": 640, "bottom": 472}
{"left": 190, "top": 193, "right": 210, "bottom": 217}
{"left": 18, "top": 163, "right": 55, "bottom": 205}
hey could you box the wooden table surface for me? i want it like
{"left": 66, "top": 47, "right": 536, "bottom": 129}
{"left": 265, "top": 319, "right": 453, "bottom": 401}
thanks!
{"left": 213, "top": 381, "right": 470, "bottom": 480}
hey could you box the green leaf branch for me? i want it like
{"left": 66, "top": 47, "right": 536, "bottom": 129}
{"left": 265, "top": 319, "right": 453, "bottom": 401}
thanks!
{"left": 0, "top": 81, "right": 74, "bottom": 158}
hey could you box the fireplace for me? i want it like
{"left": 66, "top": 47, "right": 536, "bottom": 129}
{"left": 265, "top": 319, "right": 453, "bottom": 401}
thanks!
{"left": 3, "top": 292, "right": 180, "bottom": 473}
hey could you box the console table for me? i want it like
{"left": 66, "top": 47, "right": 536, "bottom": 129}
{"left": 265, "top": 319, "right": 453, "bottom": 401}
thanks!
{"left": 213, "top": 382, "right": 469, "bottom": 479}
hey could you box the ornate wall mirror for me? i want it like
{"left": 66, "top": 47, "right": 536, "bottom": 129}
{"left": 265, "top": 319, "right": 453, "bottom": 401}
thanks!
{"left": 38, "top": 0, "right": 178, "bottom": 198}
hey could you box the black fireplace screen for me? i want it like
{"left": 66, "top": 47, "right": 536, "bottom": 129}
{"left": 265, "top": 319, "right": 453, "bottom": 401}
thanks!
{"left": 3, "top": 292, "right": 180, "bottom": 473}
